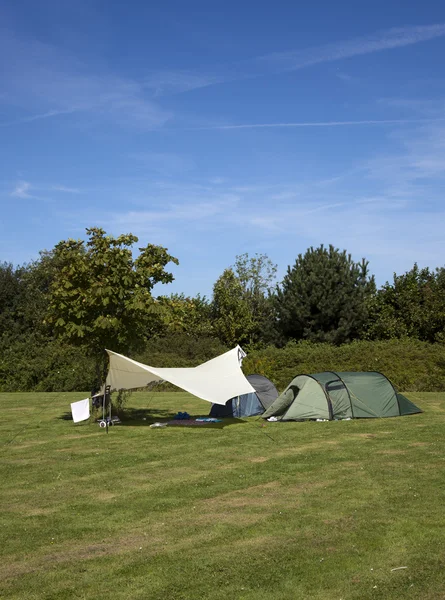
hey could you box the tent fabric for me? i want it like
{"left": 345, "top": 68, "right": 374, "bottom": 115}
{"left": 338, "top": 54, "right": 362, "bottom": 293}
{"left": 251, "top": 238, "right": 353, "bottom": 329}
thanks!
{"left": 396, "top": 393, "right": 423, "bottom": 415}
{"left": 245, "top": 374, "right": 279, "bottom": 410}
{"left": 209, "top": 391, "right": 265, "bottom": 418}
{"left": 70, "top": 398, "right": 90, "bottom": 423}
{"left": 263, "top": 371, "right": 422, "bottom": 421}
{"left": 209, "top": 374, "right": 279, "bottom": 418}
{"left": 105, "top": 346, "right": 255, "bottom": 406}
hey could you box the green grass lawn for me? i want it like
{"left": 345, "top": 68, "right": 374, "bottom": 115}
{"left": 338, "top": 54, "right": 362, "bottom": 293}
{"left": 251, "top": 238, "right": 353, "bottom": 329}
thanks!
{"left": 1, "top": 391, "right": 445, "bottom": 600}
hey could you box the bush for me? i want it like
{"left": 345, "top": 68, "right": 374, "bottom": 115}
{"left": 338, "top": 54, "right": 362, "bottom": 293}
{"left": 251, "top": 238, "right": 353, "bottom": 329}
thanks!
{"left": 243, "top": 338, "right": 445, "bottom": 392}
{"left": 135, "top": 333, "right": 228, "bottom": 367}
{"left": 0, "top": 335, "right": 96, "bottom": 392}
{"left": 0, "top": 333, "right": 443, "bottom": 394}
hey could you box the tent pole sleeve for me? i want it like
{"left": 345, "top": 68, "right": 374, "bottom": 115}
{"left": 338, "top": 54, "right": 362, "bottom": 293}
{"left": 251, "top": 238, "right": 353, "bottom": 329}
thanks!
{"left": 332, "top": 372, "right": 355, "bottom": 419}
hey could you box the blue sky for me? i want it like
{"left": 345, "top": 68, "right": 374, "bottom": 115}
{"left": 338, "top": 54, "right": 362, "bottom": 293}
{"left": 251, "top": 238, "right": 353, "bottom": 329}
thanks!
{"left": 1, "top": 1, "right": 445, "bottom": 297}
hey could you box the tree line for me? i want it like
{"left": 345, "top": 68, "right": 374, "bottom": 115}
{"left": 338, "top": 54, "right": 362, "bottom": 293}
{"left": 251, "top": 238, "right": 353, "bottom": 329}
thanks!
{"left": 1, "top": 227, "right": 444, "bottom": 391}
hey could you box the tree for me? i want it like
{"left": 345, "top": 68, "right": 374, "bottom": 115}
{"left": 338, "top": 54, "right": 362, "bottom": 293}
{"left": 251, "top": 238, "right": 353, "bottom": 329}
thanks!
{"left": 366, "top": 264, "right": 445, "bottom": 342}
{"left": 233, "top": 253, "right": 278, "bottom": 344}
{"left": 45, "top": 228, "right": 178, "bottom": 364}
{"left": 0, "top": 262, "right": 20, "bottom": 337}
{"left": 275, "top": 244, "right": 375, "bottom": 345}
{"left": 234, "top": 253, "right": 277, "bottom": 299}
{"left": 0, "top": 255, "right": 57, "bottom": 340}
{"left": 157, "top": 293, "right": 214, "bottom": 337}
{"left": 212, "top": 268, "right": 254, "bottom": 347}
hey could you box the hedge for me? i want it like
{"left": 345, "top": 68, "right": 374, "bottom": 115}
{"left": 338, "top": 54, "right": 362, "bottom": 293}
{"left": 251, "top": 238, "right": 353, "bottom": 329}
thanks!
{"left": 0, "top": 335, "right": 443, "bottom": 393}
{"left": 0, "top": 336, "right": 97, "bottom": 392}
{"left": 243, "top": 339, "right": 445, "bottom": 392}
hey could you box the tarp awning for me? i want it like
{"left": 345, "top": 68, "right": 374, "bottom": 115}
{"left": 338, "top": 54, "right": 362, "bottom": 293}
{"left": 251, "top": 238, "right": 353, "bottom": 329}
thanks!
{"left": 105, "top": 346, "right": 255, "bottom": 406}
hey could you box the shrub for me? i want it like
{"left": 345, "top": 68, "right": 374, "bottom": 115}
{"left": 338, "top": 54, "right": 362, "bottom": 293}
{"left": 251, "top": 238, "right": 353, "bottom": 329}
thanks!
{"left": 0, "top": 335, "right": 96, "bottom": 392}
{"left": 243, "top": 338, "right": 445, "bottom": 392}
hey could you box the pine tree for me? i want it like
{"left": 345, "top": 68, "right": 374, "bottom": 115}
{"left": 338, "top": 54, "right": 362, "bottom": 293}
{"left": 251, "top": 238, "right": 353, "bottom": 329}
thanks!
{"left": 275, "top": 245, "right": 375, "bottom": 344}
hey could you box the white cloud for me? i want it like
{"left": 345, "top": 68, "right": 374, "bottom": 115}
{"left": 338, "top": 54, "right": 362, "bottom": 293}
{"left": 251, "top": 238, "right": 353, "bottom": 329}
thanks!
{"left": 104, "top": 194, "right": 240, "bottom": 235}
{"left": 143, "top": 71, "right": 222, "bottom": 96}
{"left": 142, "top": 23, "right": 445, "bottom": 99}
{"left": 2, "top": 21, "right": 445, "bottom": 130}
{"left": 254, "top": 23, "right": 445, "bottom": 73}
{"left": 11, "top": 181, "right": 33, "bottom": 198}
{"left": 100, "top": 114, "right": 445, "bottom": 283}
{"left": 0, "top": 109, "right": 79, "bottom": 127}
{"left": 51, "top": 185, "right": 82, "bottom": 194}
{"left": 198, "top": 118, "right": 443, "bottom": 130}
{"left": 0, "top": 31, "right": 171, "bottom": 130}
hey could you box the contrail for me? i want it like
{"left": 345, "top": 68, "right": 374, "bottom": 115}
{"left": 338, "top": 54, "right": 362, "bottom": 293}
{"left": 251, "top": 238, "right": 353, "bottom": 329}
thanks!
{"left": 197, "top": 118, "right": 444, "bottom": 130}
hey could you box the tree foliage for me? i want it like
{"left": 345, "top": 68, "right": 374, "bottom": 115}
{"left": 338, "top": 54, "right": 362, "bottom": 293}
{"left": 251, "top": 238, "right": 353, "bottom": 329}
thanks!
{"left": 275, "top": 245, "right": 375, "bottom": 345}
{"left": 157, "top": 293, "right": 214, "bottom": 337}
{"left": 211, "top": 268, "right": 254, "bottom": 347}
{"left": 234, "top": 253, "right": 277, "bottom": 299}
{"left": 0, "top": 262, "right": 20, "bottom": 337}
{"left": 233, "top": 253, "right": 278, "bottom": 344}
{"left": 366, "top": 264, "right": 445, "bottom": 343}
{"left": 45, "top": 228, "right": 178, "bottom": 357}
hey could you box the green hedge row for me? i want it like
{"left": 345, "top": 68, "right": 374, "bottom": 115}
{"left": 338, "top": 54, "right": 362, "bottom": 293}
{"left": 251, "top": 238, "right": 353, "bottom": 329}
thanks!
{"left": 0, "top": 335, "right": 443, "bottom": 393}
{"left": 0, "top": 336, "right": 97, "bottom": 392}
{"left": 243, "top": 339, "right": 445, "bottom": 392}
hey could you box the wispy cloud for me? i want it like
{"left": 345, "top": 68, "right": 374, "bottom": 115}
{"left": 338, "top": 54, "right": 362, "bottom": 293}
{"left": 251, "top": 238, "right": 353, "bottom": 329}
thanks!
{"left": 145, "top": 22, "right": 445, "bottom": 97}
{"left": 0, "top": 31, "right": 171, "bottom": 130}
{"left": 9, "top": 180, "right": 82, "bottom": 198}
{"left": 11, "top": 181, "right": 33, "bottom": 199}
{"left": 100, "top": 115, "right": 445, "bottom": 281}
{"left": 104, "top": 195, "right": 239, "bottom": 239}
{"left": 51, "top": 185, "right": 82, "bottom": 194}
{"left": 253, "top": 23, "right": 445, "bottom": 73}
{"left": 196, "top": 118, "right": 445, "bottom": 130}
{"left": 143, "top": 71, "right": 223, "bottom": 96}
{"left": 1, "top": 22, "right": 445, "bottom": 129}
{"left": 0, "top": 109, "right": 79, "bottom": 128}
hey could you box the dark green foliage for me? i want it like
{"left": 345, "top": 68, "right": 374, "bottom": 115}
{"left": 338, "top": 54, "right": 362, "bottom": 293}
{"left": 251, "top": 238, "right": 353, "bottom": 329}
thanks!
{"left": 275, "top": 245, "right": 375, "bottom": 345}
{"left": 2, "top": 233, "right": 445, "bottom": 394}
{"left": 0, "top": 334, "right": 96, "bottom": 392}
{"left": 135, "top": 333, "right": 228, "bottom": 367}
{"left": 0, "top": 262, "right": 20, "bottom": 337}
{"left": 367, "top": 264, "right": 445, "bottom": 343}
{"left": 242, "top": 338, "right": 445, "bottom": 392}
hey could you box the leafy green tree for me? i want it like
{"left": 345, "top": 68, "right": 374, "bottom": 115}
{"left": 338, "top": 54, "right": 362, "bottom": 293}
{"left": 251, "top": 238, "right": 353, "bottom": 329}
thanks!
{"left": 234, "top": 252, "right": 277, "bottom": 300}
{"left": 0, "top": 262, "right": 20, "bottom": 337}
{"left": 157, "top": 293, "right": 214, "bottom": 337}
{"left": 233, "top": 253, "right": 278, "bottom": 344}
{"left": 366, "top": 264, "right": 445, "bottom": 342}
{"left": 275, "top": 245, "right": 375, "bottom": 344}
{"left": 212, "top": 268, "right": 254, "bottom": 347}
{"left": 0, "top": 254, "right": 57, "bottom": 340}
{"left": 45, "top": 228, "right": 178, "bottom": 364}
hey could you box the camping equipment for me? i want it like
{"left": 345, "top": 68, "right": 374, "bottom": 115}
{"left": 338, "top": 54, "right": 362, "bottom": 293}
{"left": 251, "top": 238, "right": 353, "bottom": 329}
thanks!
{"left": 70, "top": 398, "right": 90, "bottom": 423}
{"left": 262, "top": 371, "right": 422, "bottom": 421}
{"left": 209, "top": 374, "right": 279, "bottom": 417}
{"left": 103, "top": 346, "right": 255, "bottom": 406}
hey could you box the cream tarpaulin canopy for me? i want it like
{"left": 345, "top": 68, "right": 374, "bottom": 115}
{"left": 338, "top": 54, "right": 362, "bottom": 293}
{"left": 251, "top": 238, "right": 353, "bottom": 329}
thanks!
{"left": 105, "top": 346, "right": 255, "bottom": 406}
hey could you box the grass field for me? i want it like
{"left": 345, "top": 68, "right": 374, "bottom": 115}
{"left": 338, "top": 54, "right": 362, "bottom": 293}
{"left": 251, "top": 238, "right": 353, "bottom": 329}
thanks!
{"left": 1, "top": 391, "right": 445, "bottom": 600}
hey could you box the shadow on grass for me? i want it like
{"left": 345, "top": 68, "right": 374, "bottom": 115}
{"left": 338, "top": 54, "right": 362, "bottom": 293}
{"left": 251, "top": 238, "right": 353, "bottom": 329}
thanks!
{"left": 57, "top": 408, "right": 246, "bottom": 429}
{"left": 58, "top": 412, "right": 74, "bottom": 421}
{"left": 120, "top": 407, "right": 244, "bottom": 429}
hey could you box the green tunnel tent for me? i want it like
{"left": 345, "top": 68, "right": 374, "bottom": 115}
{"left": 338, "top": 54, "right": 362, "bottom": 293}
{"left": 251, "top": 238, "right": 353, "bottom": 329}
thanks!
{"left": 262, "top": 371, "right": 422, "bottom": 421}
